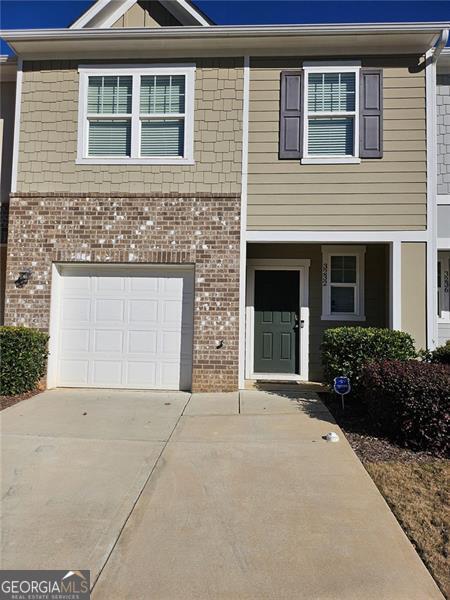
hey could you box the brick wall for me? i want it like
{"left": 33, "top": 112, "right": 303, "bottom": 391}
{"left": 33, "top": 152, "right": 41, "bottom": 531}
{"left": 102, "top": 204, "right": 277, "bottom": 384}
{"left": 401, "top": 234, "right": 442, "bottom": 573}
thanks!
{"left": 5, "top": 192, "right": 241, "bottom": 392}
{"left": 437, "top": 74, "right": 450, "bottom": 195}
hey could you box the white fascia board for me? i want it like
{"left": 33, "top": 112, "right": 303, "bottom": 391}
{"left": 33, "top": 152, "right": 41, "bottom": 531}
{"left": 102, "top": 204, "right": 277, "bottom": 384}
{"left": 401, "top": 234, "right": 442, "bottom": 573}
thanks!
{"left": 70, "top": 0, "right": 112, "bottom": 29}
{"left": 4, "top": 22, "right": 450, "bottom": 40}
{"left": 70, "top": 0, "right": 210, "bottom": 30}
{"left": 100, "top": 0, "right": 136, "bottom": 29}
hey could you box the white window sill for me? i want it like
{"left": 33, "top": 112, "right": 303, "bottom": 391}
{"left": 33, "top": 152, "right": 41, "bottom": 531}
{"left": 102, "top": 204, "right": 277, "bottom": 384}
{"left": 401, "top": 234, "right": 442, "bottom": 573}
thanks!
{"left": 302, "top": 157, "right": 361, "bottom": 165}
{"left": 76, "top": 157, "right": 195, "bottom": 166}
{"left": 321, "top": 314, "right": 366, "bottom": 322}
{"left": 437, "top": 316, "right": 450, "bottom": 323}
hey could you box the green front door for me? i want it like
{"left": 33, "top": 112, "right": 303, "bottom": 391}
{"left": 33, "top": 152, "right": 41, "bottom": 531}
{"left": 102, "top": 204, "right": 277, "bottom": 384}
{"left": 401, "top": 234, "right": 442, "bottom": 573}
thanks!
{"left": 254, "top": 270, "right": 299, "bottom": 374}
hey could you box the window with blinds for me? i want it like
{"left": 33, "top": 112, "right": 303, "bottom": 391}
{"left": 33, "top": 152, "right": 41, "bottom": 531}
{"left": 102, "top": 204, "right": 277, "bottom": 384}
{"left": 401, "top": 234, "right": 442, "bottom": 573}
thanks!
{"left": 87, "top": 76, "right": 132, "bottom": 157}
{"left": 140, "top": 75, "right": 185, "bottom": 157}
{"left": 306, "top": 71, "right": 356, "bottom": 157}
{"left": 81, "top": 68, "right": 193, "bottom": 162}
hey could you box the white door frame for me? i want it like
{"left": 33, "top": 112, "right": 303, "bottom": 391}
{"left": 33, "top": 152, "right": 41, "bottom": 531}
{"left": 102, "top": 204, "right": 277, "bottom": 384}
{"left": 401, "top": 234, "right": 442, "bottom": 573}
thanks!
{"left": 245, "top": 259, "right": 310, "bottom": 382}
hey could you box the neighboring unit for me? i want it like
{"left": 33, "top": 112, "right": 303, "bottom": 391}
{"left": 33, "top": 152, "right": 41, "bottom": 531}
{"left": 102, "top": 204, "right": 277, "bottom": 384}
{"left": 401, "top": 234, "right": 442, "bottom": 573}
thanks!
{"left": 0, "top": 1, "right": 448, "bottom": 391}
{"left": 436, "top": 47, "right": 450, "bottom": 346}
{"left": 0, "top": 55, "right": 16, "bottom": 324}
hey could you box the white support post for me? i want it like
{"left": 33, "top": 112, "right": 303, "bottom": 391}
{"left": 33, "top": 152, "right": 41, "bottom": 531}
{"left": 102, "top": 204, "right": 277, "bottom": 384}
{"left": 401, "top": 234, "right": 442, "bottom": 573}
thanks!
{"left": 389, "top": 240, "right": 402, "bottom": 330}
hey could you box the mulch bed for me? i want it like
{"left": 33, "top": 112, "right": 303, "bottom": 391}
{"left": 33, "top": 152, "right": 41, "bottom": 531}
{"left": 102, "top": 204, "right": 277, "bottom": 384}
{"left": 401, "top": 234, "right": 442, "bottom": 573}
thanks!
{"left": 319, "top": 392, "right": 438, "bottom": 463}
{"left": 0, "top": 389, "right": 42, "bottom": 411}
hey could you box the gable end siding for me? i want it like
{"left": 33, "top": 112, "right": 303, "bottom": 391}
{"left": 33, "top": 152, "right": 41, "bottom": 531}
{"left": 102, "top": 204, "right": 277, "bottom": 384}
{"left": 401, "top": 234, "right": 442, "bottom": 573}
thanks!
{"left": 111, "top": 0, "right": 182, "bottom": 28}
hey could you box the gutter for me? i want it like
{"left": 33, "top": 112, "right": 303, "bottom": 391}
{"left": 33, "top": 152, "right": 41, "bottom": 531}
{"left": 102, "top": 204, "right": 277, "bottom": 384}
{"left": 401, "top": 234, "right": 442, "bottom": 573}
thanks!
{"left": 1, "top": 21, "right": 450, "bottom": 43}
{"left": 432, "top": 28, "right": 449, "bottom": 62}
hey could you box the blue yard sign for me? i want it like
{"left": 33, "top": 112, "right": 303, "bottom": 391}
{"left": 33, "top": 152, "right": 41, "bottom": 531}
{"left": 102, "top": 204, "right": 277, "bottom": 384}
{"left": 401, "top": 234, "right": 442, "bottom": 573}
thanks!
{"left": 333, "top": 376, "right": 351, "bottom": 410}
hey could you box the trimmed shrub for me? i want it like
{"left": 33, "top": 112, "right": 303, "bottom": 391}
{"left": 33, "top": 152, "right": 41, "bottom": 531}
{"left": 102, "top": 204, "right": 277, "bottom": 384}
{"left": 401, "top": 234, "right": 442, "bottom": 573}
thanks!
{"left": 321, "top": 326, "right": 417, "bottom": 394}
{"left": 430, "top": 340, "right": 450, "bottom": 365}
{"left": 362, "top": 359, "right": 449, "bottom": 456}
{"left": 0, "top": 327, "right": 49, "bottom": 396}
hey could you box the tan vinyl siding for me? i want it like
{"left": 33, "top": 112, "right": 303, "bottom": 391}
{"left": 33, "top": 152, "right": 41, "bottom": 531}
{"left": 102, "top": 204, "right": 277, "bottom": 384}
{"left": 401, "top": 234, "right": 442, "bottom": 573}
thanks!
{"left": 401, "top": 242, "right": 426, "bottom": 349}
{"left": 248, "top": 56, "right": 426, "bottom": 230}
{"left": 111, "top": 0, "right": 182, "bottom": 27}
{"left": 17, "top": 59, "right": 243, "bottom": 194}
{"left": 247, "top": 243, "right": 389, "bottom": 380}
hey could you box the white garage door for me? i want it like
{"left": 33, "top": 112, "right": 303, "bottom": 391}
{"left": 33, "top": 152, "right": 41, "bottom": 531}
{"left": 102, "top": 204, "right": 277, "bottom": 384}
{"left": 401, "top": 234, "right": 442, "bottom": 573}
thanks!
{"left": 54, "top": 266, "right": 193, "bottom": 390}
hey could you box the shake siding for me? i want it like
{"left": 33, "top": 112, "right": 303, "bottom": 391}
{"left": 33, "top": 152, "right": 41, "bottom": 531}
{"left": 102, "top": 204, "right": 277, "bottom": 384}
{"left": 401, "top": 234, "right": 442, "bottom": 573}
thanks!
{"left": 248, "top": 57, "right": 427, "bottom": 230}
{"left": 17, "top": 59, "right": 243, "bottom": 194}
{"left": 437, "top": 74, "right": 450, "bottom": 195}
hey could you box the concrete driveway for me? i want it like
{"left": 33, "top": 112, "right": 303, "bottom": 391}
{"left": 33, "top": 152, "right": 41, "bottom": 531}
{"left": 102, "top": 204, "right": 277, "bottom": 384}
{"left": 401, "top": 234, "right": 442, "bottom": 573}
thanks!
{"left": 1, "top": 388, "right": 443, "bottom": 599}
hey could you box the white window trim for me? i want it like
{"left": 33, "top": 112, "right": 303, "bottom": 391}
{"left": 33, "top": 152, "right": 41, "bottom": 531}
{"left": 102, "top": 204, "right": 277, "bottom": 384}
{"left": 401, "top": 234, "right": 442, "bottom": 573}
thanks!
{"left": 76, "top": 64, "right": 195, "bottom": 165}
{"left": 438, "top": 252, "right": 450, "bottom": 322}
{"left": 321, "top": 245, "right": 366, "bottom": 321}
{"left": 301, "top": 62, "right": 361, "bottom": 165}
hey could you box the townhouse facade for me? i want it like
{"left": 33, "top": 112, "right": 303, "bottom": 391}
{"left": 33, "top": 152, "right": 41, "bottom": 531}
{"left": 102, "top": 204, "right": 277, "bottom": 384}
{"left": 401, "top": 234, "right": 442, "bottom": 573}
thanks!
{"left": 0, "top": 0, "right": 448, "bottom": 392}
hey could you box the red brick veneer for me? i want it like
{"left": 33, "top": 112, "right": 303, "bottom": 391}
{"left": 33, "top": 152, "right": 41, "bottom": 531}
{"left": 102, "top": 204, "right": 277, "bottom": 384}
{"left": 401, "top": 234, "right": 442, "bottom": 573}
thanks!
{"left": 5, "top": 192, "right": 241, "bottom": 392}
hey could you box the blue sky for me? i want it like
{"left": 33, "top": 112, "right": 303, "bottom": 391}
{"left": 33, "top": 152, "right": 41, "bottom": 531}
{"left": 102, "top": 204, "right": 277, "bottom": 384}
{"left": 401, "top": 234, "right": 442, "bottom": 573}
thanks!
{"left": 1, "top": 0, "right": 449, "bottom": 54}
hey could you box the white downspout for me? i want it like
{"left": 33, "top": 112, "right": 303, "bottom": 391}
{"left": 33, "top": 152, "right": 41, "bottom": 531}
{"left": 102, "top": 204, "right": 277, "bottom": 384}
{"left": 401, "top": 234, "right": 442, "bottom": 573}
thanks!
{"left": 432, "top": 28, "right": 449, "bottom": 62}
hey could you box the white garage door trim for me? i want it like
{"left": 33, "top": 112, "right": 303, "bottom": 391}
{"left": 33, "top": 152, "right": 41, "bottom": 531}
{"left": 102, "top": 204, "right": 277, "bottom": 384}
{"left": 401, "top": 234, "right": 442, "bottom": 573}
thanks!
{"left": 48, "top": 263, "right": 194, "bottom": 390}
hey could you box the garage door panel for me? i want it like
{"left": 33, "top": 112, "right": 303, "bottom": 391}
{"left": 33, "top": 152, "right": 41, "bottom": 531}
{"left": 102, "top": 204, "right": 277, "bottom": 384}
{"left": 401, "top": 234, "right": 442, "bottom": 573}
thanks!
{"left": 55, "top": 267, "right": 193, "bottom": 390}
{"left": 95, "top": 299, "right": 125, "bottom": 322}
{"left": 160, "top": 331, "right": 181, "bottom": 355}
{"left": 162, "top": 277, "right": 184, "bottom": 295}
{"left": 60, "top": 329, "right": 90, "bottom": 352}
{"left": 160, "top": 362, "right": 180, "bottom": 388}
{"left": 96, "top": 277, "right": 126, "bottom": 292}
{"left": 162, "top": 300, "right": 182, "bottom": 324}
{"left": 63, "top": 276, "right": 91, "bottom": 292}
{"left": 127, "top": 330, "right": 157, "bottom": 354}
{"left": 92, "top": 360, "right": 123, "bottom": 385}
{"left": 59, "top": 359, "right": 89, "bottom": 385}
{"left": 93, "top": 330, "right": 124, "bottom": 353}
{"left": 129, "top": 299, "right": 158, "bottom": 323}
{"left": 130, "top": 277, "right": 159, "bottom": 292}
{"left": 62, "top": 298, "right": 90, "bottom": 322}
{"left": 126, "top": 362, "right": 157, "bottom": 387}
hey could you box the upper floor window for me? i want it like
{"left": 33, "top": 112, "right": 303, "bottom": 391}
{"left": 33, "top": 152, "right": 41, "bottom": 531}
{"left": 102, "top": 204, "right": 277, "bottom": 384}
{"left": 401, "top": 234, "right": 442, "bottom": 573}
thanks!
{"left": 279, "top": 62, "right": 383, "bottom": 164}
{"left": 77, "top": 65, "right": 195, "bottom": 165}
{"left": 304, "top": 64, "right": 359, "bottom": 163}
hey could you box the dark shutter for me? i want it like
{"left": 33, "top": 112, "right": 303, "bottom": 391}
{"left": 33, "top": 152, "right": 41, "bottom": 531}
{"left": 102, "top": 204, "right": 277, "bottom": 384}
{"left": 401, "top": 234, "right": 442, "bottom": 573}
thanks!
{"left": 279, "top": 71, "right": 303, "bottom": 159}
{"left": 359, "top": 68, "right": 383, "bottom": 158}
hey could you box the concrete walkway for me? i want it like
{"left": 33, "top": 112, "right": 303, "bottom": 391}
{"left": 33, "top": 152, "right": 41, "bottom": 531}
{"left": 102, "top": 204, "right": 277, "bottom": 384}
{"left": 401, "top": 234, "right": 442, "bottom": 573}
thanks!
{"left": 1, "top": 388, "right": 442, "bottom": 599}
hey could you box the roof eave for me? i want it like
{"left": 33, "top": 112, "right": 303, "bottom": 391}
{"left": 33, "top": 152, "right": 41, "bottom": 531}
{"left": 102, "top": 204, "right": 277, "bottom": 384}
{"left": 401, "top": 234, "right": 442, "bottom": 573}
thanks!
{"left": 1, "top": 23, "right": 448, "bottom": 59}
